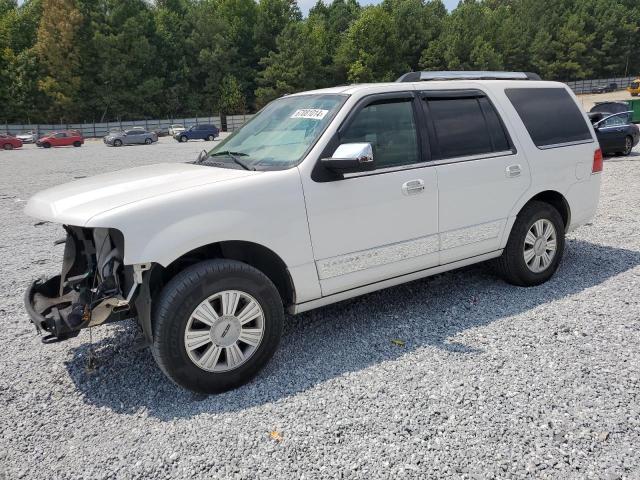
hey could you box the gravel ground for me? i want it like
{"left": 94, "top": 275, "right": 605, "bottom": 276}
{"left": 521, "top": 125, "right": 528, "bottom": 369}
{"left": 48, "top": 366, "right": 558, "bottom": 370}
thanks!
{"left": 0, "top": 138, "right": 639, "bottom": 479}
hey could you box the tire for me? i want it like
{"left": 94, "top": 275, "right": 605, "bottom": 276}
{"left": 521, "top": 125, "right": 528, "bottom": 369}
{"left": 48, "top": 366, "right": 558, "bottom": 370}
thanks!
{"left": 3, "top": 143, "right": 13, "bottom": 150}
{"left": 145, "top": 137, "right": 152, "bottom": 145}
{"left": 151, "top": 259, "right": 284, "bottom": 394}
{"left": 493, "top": 201, "right": 565, "bottom": 287}
{"left": 113, "top": 139, "right": 122, "bottom": 147}
{"left": 43, "top": 142, "right": 51, "bottom": 149}
{"left": 207, "top": 134, "right": 215, "bottom": 141}
{"left": 180, "top": 135, "right": 188, "bottom": 143}
{"left": 73, "top": 141, "right": 81, "bottom": 147}
{"left": 622, "top": 136, "right": 633, "bottom": 156}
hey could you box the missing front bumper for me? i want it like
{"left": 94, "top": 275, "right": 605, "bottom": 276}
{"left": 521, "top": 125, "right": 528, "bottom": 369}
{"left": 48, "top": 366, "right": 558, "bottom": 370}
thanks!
{"left": 24, "top": 275, "right": 83, "bottom": 342}
{"left": 25, "top": 226, "right": 133, "bottom": 343}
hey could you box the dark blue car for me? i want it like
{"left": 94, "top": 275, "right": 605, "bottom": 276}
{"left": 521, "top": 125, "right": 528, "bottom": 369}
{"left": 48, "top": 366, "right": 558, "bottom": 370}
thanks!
{"left": 174, "top": 124, "right": 220, "bottom": 142}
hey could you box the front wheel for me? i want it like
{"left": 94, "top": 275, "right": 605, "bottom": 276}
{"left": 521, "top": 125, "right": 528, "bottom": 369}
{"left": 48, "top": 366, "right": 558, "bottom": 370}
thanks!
{"left": 3, "top": 143, "right": 13, "bottom": 150}
{"left": 73, "top": 141, "right": 81, "bottom": 147}
{"left": 42, "top": 142, "right": 51, "bottom": 148}
{"left": 180, "top": 135, "right": 188, "bottom": 143}
{"left": 493, "top": 201, "right": 565, "bottom": 287}
{"left": 151, "top": 259, "right": 284, "bottom": 393}
{"left": 207, "top": 134, "right": 215, "bottom": 141}
{"left": 144, "top": 138, "right": 152, "bottom": 145}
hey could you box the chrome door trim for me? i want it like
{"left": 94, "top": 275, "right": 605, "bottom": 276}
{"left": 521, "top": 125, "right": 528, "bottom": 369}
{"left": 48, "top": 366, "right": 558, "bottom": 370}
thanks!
{"left": 341, "top": 150, "right": 516, "bottom": 179}
{"left": 293, "top": 250, "right": 504, "bottom": 314}
{"left": 316, "top": 233, "right": 440, "bottom": 280}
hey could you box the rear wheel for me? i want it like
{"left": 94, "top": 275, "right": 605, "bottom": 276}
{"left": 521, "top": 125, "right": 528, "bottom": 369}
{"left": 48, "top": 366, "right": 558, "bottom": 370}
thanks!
{"left": 207, "top": 134, "right": 215, "bottom": 141}
{"left": 151, "top": 259, "right": 284, "bottom": 393}
{"left": 73, "top": 141, "right": 82, "bottom": 147}
{"left": 623, "top": 136, "right": 633, "bottom": 156}
{"left": 493, "top": 201, "right": 565, "bottom": 287}
{"left": 144, "top": 138, "right": 152, "bottom": 145}
{"left": 3, "top": 143, "right": 13, "bottom": 150}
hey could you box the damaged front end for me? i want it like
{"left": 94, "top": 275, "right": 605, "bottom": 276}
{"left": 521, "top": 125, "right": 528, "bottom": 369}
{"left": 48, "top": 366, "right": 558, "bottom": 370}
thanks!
{"left": 24, "top": 226, "right": 139, "bottom": 342}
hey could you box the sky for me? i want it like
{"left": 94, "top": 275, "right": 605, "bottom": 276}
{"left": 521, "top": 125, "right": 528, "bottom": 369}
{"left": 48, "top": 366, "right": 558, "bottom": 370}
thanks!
{"left": 298, "top": 0, "right": 460, "bottom": 15}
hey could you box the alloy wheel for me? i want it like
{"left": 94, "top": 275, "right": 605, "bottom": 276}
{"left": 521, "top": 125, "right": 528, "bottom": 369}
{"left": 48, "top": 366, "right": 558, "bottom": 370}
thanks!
{"left": 184, "top": 290, "right": 265, "bottom": 372}
{"left": 523, "top": 219, "right": 557, "bottom": 273}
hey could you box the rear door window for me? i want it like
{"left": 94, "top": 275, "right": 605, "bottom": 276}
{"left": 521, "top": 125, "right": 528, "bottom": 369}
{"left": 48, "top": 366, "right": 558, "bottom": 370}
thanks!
{"left": 422, "top": 93, "right": 512, "bottom": 159}
{"left": 505, "top": 88, "right": 593, "bottom": 148}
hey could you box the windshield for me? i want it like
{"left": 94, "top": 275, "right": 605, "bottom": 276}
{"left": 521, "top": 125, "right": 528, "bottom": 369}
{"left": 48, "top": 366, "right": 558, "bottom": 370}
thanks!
{"left": 207, "top": 94, "right": 346, "bottom": 170}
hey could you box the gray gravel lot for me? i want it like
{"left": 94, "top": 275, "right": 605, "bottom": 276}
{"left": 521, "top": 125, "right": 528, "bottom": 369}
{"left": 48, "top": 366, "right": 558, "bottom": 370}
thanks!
{"left": 0, "top": 138, "right": 639, "bottom": 479}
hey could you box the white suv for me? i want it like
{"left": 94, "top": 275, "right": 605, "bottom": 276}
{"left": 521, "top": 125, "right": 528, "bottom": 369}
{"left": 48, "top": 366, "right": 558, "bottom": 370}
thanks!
{"left": 24, "top": 72, "right": 602, "bottom": 393}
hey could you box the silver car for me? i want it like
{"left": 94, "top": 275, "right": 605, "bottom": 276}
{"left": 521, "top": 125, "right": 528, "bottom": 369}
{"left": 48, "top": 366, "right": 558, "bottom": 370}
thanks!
{"left": 16, "top": 131, "right": 38, "bottom": 143}
{"left": 103, "top": 128, "right": 158, "bottom": 147}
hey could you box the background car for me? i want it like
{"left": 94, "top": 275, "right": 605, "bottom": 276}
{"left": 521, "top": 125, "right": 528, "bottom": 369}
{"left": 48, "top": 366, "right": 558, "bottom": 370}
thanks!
{"left": 16, "top": 131, "right": 38, "bottom": 143}
{"left": 168, "top": 124, "right": 185, "bottom": 136}
{"left": 628, "top": 78, "right": 640, "bottom": 97}
{"left": 104, "top": 128, "right": 158, "bottom": 146}
{"left": 0, "top": 134, "right": 23, "bottom": 150}
{"left": 173, "top": 124, "right": 219, "bottom": 142}
{"left": 591, "top": 111, "right": 639, "bottom": 156}
{"left": 36, "top": 130, "right": 84, "bottom": 148}
{"left": 591, "top": 82, "right": 617, "bottom": 94}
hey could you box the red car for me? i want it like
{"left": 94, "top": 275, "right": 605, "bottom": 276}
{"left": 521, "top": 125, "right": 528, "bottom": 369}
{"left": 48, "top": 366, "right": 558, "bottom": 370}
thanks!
{"left": 0, "top": 134, "right": 23, "bottom": 150}
{"left": 36, "top": 130, "right": 84, "bottom": 148}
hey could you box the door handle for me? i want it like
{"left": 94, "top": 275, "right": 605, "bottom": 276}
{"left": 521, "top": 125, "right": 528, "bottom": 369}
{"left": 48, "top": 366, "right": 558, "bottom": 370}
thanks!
{"left": 402, "top": 179, "right": 425, "bottom": 195}
{"left": 505, "top": 164, "right": 522, "bottom": 178}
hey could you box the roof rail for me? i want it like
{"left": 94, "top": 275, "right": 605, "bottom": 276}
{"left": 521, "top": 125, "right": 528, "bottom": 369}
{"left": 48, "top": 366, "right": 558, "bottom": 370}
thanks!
{"left": 396, "top": 71, "right": 541, "bottom": 82}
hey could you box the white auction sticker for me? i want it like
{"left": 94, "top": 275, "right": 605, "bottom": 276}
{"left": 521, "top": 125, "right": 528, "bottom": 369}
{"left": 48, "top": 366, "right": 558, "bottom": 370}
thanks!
{"left": 290, "top": 109, "right": 329, "bottom": 120}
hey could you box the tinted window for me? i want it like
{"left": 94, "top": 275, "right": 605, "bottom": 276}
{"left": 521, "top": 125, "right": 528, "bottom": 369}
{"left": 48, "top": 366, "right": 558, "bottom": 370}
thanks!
{"left": 341, "top": 99, "right": 419, "bottom": 168}
{"left": 506, "top": 88, "right": 592, "bottom": 148}
{"left": 425, "top": 96, "right": 509, "bottom": 159}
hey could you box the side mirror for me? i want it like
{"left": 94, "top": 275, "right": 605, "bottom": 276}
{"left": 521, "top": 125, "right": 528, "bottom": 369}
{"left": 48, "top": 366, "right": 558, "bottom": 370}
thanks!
{"left": 321, "top": 143, "right": 375, "bottom": 174}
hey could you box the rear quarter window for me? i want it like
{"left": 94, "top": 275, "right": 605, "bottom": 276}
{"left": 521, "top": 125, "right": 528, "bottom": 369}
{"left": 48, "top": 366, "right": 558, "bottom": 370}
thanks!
{"left": 505, "top": 87, "right": 593, "bottom": 148}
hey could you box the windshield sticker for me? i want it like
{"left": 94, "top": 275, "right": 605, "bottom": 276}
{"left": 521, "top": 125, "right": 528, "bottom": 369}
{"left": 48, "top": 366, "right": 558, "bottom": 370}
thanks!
{"left": 290, "top": 109, "right": 329, "bottom": 120}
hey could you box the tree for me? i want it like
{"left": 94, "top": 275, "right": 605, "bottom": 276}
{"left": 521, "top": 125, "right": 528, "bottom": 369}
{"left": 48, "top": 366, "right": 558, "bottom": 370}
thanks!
{"left": 336, "top": 6, "right": 407, "bottom": 83}
{"left": 253, "top": 0, "right": 301, "bottom": 61}
{"left": 219, "top": 74, "right": 246, "bottom": 113}
{"left": 255, "top": 20, "right": 331, "bottom": 106}
{"left": 34, "top": 0, "right": 83, "bottom": 120}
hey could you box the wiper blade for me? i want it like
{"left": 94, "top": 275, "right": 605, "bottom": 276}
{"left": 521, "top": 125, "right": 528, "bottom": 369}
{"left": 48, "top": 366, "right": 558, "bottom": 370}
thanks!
{"left": 209, "top": 151, "right": 253, "bottom": 170}
{"left": 210, "top": 150, "right": 249, "bottom": 157}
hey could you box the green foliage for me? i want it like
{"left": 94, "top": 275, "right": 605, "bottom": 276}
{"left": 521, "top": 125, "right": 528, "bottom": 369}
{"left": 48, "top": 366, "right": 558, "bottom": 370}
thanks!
{"left": 1, "top": 0, "right": 639, "bottom": 123}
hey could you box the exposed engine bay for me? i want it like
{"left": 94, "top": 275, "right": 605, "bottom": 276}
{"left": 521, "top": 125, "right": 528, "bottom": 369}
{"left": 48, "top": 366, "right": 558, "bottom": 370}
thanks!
{"left": 24, "top": 226, "right": 137, "bottom": 342}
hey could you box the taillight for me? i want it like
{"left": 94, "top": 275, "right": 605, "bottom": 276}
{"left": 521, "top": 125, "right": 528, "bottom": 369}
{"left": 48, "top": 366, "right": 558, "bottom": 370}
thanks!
{"left": 592, "top": 148, "right": 603, "bottom": 173}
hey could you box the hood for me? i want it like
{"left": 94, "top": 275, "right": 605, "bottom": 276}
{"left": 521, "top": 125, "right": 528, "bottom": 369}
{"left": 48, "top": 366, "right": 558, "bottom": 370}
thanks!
{"left": 25, "top": 163, "right": 255, "bottom": 226}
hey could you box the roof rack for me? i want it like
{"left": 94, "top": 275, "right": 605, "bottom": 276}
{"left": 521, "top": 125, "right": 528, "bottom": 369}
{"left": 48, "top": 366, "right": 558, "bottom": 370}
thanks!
{"left": 396, "top": 71, "right": 541, "bottom": 82}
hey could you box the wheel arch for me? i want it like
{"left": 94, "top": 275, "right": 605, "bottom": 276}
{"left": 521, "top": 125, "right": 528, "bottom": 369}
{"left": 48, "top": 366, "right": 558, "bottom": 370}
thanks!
{"left": 138, "top": 240, "right": 295, "bottom": 344}
{"left": 525, "top": 190, "right": 571, "bottom": 230}
{"left": 514, "top": 190, "right": 571, "bottom": 230}
{"left": 149, "top": 240, "right": 295, "bottom": 307}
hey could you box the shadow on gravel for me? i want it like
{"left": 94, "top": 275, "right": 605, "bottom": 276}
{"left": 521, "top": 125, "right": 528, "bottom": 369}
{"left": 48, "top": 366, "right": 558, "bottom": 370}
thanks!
{"left": 64, "top": 239, "right": 640, "bottom": 420}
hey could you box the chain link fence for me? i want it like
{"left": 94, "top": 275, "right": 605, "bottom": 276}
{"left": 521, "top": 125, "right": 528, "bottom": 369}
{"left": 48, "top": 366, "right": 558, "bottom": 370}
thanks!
{"left": 565, "top": 76, "right": 637, "bottom": 94}
{"left": 2, "top": 114, "right": 254, "bottom": 138}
